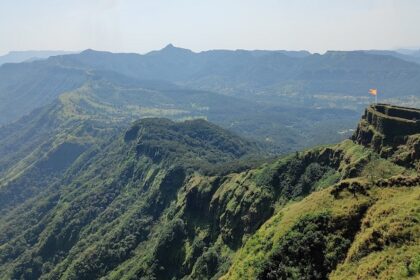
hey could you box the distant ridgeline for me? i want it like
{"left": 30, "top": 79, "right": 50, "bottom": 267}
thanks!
{"left": 353, "top": 104, "right": 420, "bottom": 168}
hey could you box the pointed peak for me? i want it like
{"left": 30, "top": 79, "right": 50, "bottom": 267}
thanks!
{"left": 158, "top": 44, "right": 193, "bottom": 54}
{"left": 163, "top": 43, "right": 175, "bottom": 49}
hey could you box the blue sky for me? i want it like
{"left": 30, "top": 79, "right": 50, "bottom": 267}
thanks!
{"left": 1, "top": 0, "right": 419, "bottom": 55}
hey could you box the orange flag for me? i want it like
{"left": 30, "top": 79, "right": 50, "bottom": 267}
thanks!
{"left": 369, "top": 89, "right": 377, "bottom": 96}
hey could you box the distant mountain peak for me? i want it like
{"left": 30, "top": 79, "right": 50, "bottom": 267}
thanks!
{"left": 81, "top": 49, "right": 101, "bottom": 54}
{"left": 163, "top": 43, "right": 175, "bottom": 49}
{"left": 158, "top": 44, "right": 193, "bottom": 54}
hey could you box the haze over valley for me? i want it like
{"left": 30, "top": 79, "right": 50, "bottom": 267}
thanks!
{"left": 0, "top": 1, "right": 419, "bottom": 280}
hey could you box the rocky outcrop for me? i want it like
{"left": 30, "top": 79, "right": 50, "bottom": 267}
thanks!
{"left": 353, "top": 104, "right": 420, "bottom": 168}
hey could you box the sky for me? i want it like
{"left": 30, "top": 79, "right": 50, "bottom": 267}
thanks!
{"left": 1, "top": 0, "right": 420, "bottom": 55}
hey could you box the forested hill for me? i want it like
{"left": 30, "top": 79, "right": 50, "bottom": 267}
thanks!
{"left": 0, "top": 104, "right": 419, "bottom": 279}
{"left": 0, "top": 73, "right": 359, "bottom": 155}
{"left": 0, "top": 117, "right": 261, "bottom": 279}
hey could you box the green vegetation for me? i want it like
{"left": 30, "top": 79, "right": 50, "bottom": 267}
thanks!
{"left": 0, "top": 115, "right": 262, "bottom": 280}
{"left": 222, "top": 107, "right": 419, "bottom": 280}
{"left": 11, "top": 46, "right": 420, "bottom": 153}
{"left": 0, "top": 83, "right": 419, "bottom": 280}
{"left": 2, "top": 120, "right": 417, "bottom": 279}
{"left": 331, "top": 187, "right": 420, "bottom": 279}
{"left": 0, "top": 116, "right": 364, "bottom": 279}
{"left": 258, "top": 211, "right": 362, "bottom": 280}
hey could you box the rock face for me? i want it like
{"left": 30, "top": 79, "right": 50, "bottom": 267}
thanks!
{"left": 353, "top": 104, "right": 420, "bottom": 167}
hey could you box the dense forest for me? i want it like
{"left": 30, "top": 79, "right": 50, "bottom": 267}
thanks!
{"left": 0, "top": 103, "right": 419, "bottom": 279}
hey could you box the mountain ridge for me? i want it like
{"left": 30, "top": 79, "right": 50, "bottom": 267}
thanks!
{"left": 0, "top": 104, "right": 418, "bottom": 279}
{"left": 0, "top": 50, "right": 76, "bottom": 66}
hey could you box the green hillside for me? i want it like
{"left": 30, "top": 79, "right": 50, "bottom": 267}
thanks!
{"left": 0, "top": 117, "right": 261, "bottom": 280}
{"left": 3, "top": 46, "right": 420, "bottom": 158}
{"left": 0, "top": 104, "right": 418, "bottom": 280}
{"left": 223, "top": 140, "right": 419, "bottom": 279}
{"left": 0, "top": 62, "right": 88, "bottom": 125}
{"left": 0, "top": 73, "right": 359, "bottom": 157}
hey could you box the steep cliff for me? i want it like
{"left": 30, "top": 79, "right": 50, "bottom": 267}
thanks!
{"left": 0, "top": 106, "right": 419, "bottom": 280}
{"left": 353, "top": 104, "right": 420, "bottom": 169}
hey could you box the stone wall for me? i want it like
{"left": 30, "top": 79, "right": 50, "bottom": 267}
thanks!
{"left": 353, "top": 104, "right": 420, "bottom": 166}
{"left": 363, "top": 104, "right": 420, "bottom": 141}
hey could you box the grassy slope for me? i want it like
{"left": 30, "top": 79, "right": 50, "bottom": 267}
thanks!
{"left": 331, "top": 187, "right": 420, "bottom": 279}
{"left": 0, "top": 81, "right": 418, "bottom": 280}
{"left": 222, "top": 140, "right": 419, "bottom": 280}
{"left": 0, "top": 124, "right": 418, "bottom": 279}
{"left": 223, "top": 186, "right": 419, "bottom": 280}
{"left": 103, "top": 139, "right": 418, "bottom": 280}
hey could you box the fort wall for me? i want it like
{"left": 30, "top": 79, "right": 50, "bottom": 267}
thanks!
{"left": 363, "top": 104, "right": 420, "bottom": 140}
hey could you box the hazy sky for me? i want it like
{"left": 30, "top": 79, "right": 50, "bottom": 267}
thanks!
{"left": 1, "top": 0, "right": 420, "bottom": 55}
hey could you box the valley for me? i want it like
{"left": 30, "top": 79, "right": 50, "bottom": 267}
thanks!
{"left": 0, "top": 102, "right": 418, "bottom": 279}
{"left": 2, "top": 1, "right": 420, "bottom": 279}
{"left": 0, "top": 47, "right": 419, "bottom": 280}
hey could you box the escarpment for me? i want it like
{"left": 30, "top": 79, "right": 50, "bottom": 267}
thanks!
{"left": 2, "top": 105, "right": 420, "bottom": 280}
{"left": 353, "top": 104, "right": 420, "bottom": 168}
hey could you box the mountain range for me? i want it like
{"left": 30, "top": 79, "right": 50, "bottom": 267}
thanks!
{"left": 364, "top": 49, "right": 420, "bottom": 65}
{"left": 0, "top": 51, "right": 75, "bottom": 66}
{"left": 2, "top": 45, "right": 420, "bottom": 127}
{"left": 2, "top": 45, "right": 420, "bottom": 152}
{"left": 0, "top": 45, "right": 419, "bottom": 279}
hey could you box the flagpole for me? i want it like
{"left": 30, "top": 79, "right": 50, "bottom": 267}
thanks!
{"left": 369, "top": 89, "right": 378, "bottom": 104}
